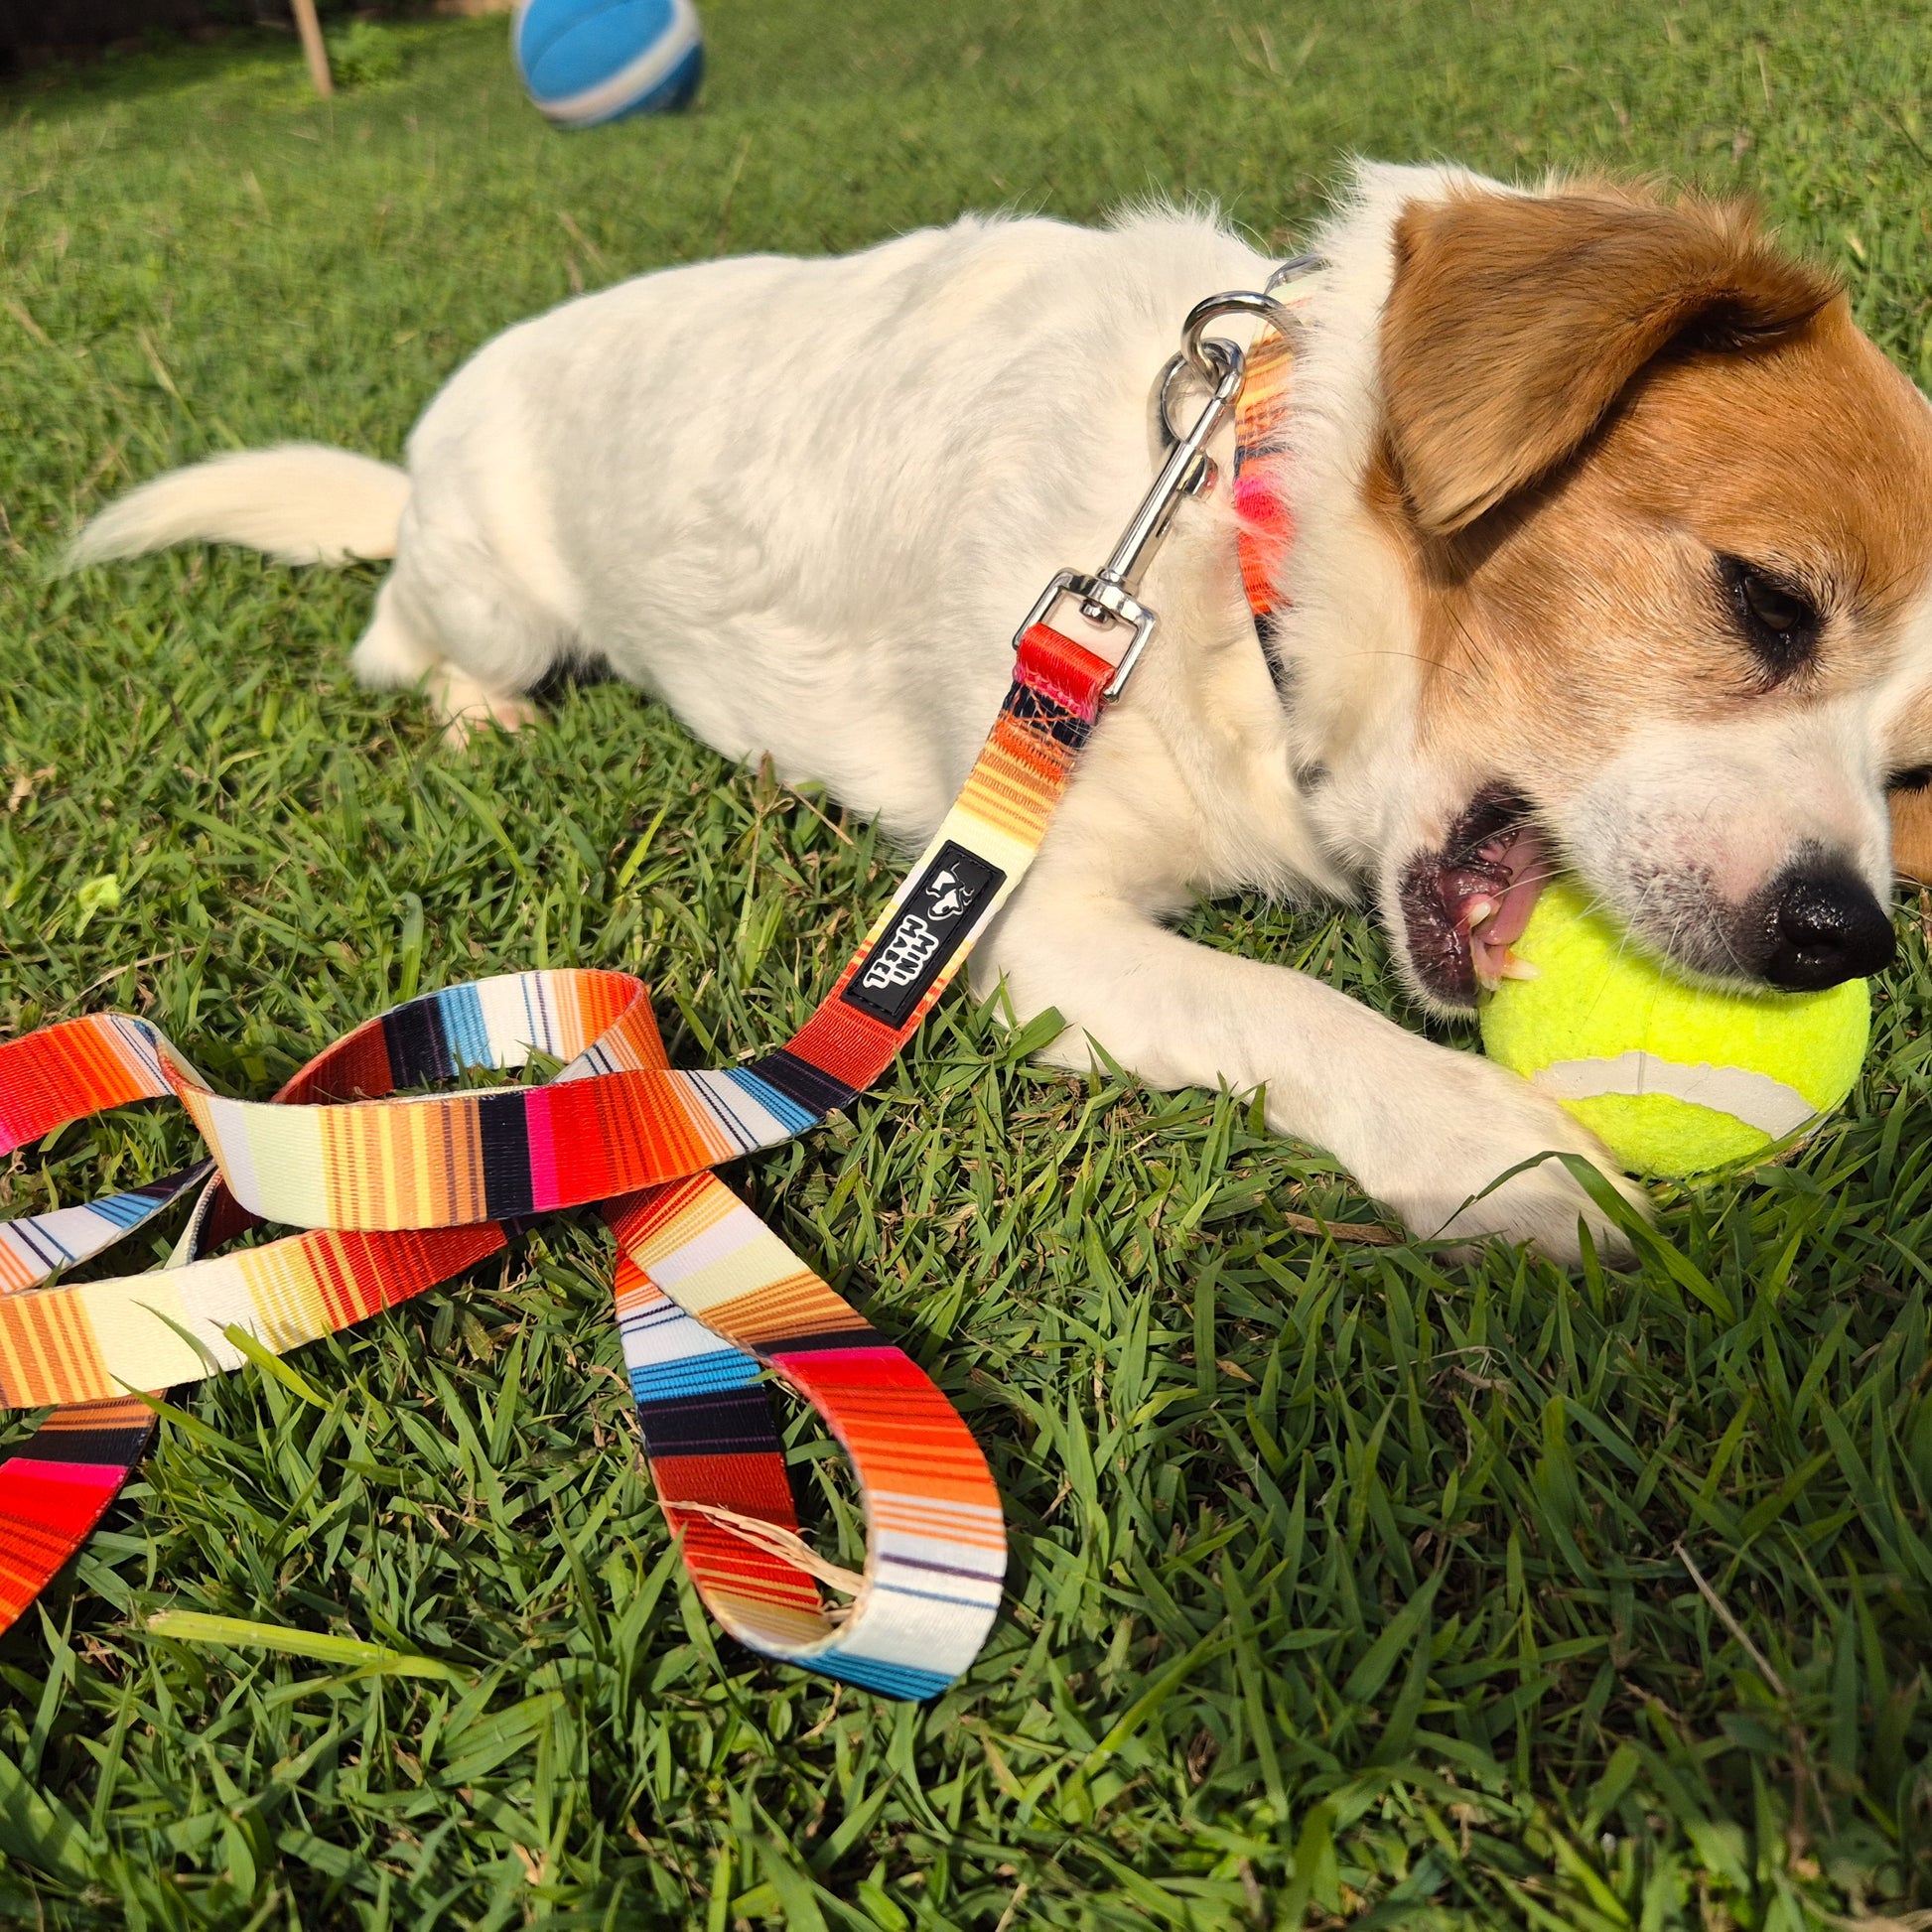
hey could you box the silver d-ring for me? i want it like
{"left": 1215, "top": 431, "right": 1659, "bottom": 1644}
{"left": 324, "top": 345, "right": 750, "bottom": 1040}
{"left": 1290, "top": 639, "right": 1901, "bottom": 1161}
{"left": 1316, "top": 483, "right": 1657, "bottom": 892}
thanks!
{"left": 1156, "top": 338, "right": 1238, "bottom": 452}
{"left": 1180, "top": 289, "right": 1295, "bottom": 385}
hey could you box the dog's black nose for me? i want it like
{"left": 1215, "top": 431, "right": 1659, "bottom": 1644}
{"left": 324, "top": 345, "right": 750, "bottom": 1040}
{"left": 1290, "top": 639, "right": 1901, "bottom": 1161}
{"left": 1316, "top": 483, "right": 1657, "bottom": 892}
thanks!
{"left": 1760, "top": 865, "right": 1895, "bottom": 989}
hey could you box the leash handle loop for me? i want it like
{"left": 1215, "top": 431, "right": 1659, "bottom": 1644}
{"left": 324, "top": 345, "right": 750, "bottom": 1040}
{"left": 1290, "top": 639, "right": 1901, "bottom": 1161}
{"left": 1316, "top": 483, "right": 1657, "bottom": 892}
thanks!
{"left": 0, "top": 275, "right": 1310, "bottom": 1695}
{"left": 0, "top": 627, "right": 1114, "bottom": 1698}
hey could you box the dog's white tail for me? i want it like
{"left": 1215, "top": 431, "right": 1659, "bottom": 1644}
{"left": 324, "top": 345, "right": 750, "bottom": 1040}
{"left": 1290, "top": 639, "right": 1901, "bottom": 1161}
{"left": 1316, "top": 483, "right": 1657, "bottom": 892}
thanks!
{"left": 66, "top": 444, "right": 410, "bottom": 569}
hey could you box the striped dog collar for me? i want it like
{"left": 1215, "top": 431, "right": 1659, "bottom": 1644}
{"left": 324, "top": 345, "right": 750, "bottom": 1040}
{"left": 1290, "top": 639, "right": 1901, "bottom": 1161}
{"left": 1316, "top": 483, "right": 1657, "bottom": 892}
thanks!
{"left": 1231, "top": 264, "right": 1317, "bottom": 680}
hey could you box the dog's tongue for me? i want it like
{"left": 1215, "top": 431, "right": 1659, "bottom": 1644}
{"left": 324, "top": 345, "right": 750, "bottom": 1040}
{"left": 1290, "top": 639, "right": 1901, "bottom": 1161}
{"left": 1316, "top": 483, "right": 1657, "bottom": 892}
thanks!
{"left": 1459, "top": 824, "right": 1551, "bottom": 990}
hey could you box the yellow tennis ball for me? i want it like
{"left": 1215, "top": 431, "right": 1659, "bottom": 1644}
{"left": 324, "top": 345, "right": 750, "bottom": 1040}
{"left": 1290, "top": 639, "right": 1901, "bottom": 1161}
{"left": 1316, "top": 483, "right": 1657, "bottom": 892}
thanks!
{"left": 1479, "top": 878, "right": 1870, "bottom": 1179}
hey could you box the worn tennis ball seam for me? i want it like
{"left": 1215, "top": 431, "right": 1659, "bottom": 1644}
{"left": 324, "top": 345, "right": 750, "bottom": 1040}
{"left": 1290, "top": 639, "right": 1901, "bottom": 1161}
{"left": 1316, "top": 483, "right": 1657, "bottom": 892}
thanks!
{"left": 1530, "top": 1048, "right": 1816, "bottom": 1137}
{"left": 1479, "top": 877, "right": 1869, "bottom": 1179}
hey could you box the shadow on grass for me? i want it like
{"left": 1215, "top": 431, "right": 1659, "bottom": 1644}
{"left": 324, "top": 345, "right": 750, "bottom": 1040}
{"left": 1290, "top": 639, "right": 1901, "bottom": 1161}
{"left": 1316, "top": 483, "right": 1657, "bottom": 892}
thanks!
{"left": 2, "top": 27, "right": 306, "bottom": 108}
{"left": 1, "top": 14, "right": 457, "bottom": 118}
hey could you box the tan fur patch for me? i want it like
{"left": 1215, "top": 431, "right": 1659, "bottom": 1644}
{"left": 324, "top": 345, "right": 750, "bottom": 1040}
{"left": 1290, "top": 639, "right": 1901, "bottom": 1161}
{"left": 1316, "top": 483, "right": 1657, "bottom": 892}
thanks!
{"left": 1884, "top": 692, "right": 1932, "bottom": 880}
{"left": 1892, "top": 788, "right": 1932, "bottom": 883}
{"left": 1373, "top": 180, "right": 1932, "bottom": 853}
{"left": 1381, "top": 185, "right": 1838, "bottom": 535}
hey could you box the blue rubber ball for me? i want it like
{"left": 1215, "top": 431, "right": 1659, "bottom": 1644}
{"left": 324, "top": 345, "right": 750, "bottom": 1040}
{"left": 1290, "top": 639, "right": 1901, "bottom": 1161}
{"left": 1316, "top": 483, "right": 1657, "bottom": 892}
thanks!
{"left": 513, "top": 0, "right": 704, "bottom": 129}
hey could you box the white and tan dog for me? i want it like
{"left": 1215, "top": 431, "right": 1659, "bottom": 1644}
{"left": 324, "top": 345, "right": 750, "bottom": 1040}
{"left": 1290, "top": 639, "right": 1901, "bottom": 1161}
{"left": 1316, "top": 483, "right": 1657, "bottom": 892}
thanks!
{"left": 71, "top": 162, "right": 1932, "bottom": 1259}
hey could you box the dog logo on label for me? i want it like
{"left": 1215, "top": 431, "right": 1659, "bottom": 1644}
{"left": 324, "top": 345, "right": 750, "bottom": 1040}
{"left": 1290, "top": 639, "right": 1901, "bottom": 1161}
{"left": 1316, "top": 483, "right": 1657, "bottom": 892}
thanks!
{"left": 842, "top": 841, "right": 1007, "bottom": 1027}
{"left": 861, "top": 867, "right": 985, "bottom": 992}
{"left": 922, "top": 869, "right": 977, "bottom": 921}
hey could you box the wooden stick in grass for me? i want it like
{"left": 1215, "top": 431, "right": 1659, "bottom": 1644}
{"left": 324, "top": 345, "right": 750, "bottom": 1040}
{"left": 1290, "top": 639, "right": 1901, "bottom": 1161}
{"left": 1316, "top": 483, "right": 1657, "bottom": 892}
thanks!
{"left": 290, "top": 0, "right": 336, "bottom": 97}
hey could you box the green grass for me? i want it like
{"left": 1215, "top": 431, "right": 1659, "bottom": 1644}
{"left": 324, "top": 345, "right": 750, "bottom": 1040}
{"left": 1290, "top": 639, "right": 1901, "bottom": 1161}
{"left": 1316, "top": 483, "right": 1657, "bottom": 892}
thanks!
{"left": 4, "top": 2, "right": 1932, "bottom": 1925}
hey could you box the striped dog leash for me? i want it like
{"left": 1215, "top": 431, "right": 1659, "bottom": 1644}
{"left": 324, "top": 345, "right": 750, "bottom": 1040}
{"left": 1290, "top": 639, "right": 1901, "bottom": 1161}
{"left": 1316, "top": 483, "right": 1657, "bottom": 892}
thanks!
{"left": 0, "top": 284, "right": 1302, "bottom": 1698}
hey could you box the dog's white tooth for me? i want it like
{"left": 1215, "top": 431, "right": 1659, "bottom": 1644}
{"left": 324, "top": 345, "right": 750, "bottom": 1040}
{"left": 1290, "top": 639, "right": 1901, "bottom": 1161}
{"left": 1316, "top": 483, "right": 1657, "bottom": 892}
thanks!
{"left": 1464, "top": 896, "right": 1498, "bottom": 928}
{"left": 1498, "top": 953, "right": 1541, "bottom": 981}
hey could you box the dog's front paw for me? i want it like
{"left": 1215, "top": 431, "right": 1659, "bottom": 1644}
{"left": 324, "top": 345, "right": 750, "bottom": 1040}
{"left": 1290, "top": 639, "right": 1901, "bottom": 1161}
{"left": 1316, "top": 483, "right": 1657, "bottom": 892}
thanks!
{"left": 1347, "top": 1048, "right": 1651, "bottom": 1264}
{"left": 427, "top": 665, "right": 540, "bottom": 750}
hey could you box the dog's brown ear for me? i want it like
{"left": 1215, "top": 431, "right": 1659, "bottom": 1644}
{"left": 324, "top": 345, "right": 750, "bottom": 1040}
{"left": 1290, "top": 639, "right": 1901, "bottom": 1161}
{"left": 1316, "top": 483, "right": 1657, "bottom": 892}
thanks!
{"left": 1891, "top": 787, "right": 1932, "bottom": 886}
{"left": 1379, "top": 186, "right": 1837, "bottom": 535}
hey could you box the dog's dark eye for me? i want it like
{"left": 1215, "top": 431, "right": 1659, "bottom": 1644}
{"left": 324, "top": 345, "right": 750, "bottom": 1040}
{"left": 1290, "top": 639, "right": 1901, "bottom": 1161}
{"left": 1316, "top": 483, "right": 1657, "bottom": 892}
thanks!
{"left": 1888, "top": 763, "right": 1932, "bottom": 794}
{"left": 1718, "top": 554, "right": 1820, "bottom": 683}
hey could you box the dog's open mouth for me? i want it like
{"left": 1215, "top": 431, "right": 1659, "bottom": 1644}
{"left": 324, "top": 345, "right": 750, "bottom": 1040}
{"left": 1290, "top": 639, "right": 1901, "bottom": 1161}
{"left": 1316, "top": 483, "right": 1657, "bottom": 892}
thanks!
{"left": 1397, "top": 787, "right": 1554, "bottom": 1008}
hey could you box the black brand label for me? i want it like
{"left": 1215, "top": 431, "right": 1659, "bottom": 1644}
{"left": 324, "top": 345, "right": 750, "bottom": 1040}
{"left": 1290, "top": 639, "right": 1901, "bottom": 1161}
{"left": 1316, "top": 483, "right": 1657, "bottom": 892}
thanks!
{"left": 841, "top": 841, "right": 1006, "bottom": 1028}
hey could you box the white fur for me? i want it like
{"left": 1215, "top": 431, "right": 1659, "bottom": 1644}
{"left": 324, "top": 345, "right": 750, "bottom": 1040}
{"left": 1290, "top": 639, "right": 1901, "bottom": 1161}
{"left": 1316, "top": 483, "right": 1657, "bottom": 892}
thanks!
{"left": 66, "top": 445, "right": 409, "bottom": 568}
{"left": 73, "top": 165, "right": 1693, "bottom": 1258}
